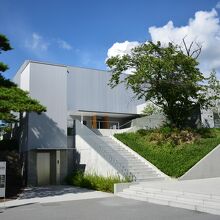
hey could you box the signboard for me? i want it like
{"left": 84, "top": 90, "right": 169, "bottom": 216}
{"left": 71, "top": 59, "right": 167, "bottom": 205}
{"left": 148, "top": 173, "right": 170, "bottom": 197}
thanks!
{"left": 0, "top": 162, "right": 6, "bottom": 198}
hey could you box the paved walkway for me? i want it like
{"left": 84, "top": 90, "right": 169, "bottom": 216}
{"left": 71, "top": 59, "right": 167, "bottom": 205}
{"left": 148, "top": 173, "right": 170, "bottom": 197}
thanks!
{"left": 1, "top": 177, "right": 220, "bottom": 214}
{"left": 0, "top": 186, "right": 113, "bottom": 208}
{"left": 0, "top": 196, "right": 219, "bottom": 220}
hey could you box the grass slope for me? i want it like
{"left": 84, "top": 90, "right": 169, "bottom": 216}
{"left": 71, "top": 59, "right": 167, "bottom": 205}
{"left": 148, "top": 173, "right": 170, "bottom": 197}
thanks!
{"left": 115, "top": 128, "right": 220, "bottom": 178}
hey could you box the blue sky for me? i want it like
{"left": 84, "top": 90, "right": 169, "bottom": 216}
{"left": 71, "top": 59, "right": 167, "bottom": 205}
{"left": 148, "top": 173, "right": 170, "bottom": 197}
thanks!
{"left": 1, "top": 0, "right": 220, "bottom": 79}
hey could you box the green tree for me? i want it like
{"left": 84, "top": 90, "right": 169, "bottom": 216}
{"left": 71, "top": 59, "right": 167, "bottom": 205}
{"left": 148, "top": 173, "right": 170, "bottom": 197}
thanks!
{"left": 142, "top": 103, "right": 162, "bottom": 116}
{"left": 106, "top": 41, "right": 219, "bottom": 128}
{"left": 0, "top": 34, "right": 46, "bottom": 123}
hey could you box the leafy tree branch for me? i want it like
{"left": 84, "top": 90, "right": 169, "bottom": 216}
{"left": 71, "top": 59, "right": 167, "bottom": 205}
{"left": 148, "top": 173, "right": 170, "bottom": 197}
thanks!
{"left": 106, "top": 41, "right": 219, "bottom": 128}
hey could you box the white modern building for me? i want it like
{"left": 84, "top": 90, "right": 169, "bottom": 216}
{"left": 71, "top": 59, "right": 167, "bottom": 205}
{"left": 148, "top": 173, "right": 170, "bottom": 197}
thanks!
{"left": 13, "top": 60, "right": 220, "bottom": 186}
{"left": 13, "top": 60, "right": 145, "bottom": 186}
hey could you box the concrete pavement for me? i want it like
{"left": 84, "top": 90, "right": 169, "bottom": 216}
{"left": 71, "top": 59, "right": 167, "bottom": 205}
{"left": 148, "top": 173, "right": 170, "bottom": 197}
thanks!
{"left": 0, "top": 196, "right": 219, "bottom": 220}
{"left": 1, "top": 178, "right": 220, "bottom": 219}
{"left": 0, "top": 186, "right": 113, "bottom": 208}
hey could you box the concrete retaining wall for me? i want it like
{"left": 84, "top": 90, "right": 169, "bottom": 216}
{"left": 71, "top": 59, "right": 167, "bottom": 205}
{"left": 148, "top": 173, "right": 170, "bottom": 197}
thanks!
{"left": 131, "top": 114, "right": 166, "bottom": 129}
{"left": 75, "top": 120, "right": 123, "bottom": 177}
{"left": 180, "top": 144, "right": 220, "bottom": 180}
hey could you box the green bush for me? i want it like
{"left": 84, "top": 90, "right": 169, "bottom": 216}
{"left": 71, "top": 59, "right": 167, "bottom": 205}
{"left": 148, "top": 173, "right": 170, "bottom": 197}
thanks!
{"left": 66, "top": 171, "right": 129, "bottom": 193}
{"left": 196, "top": 128, "right": 217, "bottom": 138}
{"left": 141, "top": 127, "right": 200, "bottom": 146}
{"left": 136, "top": 127, "right": 218, "bottom": 147}
{"left": 137, "top": 129, "right": 149, "bottom": 136}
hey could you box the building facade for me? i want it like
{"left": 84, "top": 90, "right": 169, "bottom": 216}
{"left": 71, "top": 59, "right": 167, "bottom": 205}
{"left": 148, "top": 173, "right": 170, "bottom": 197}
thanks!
{"left": 13, "top": 60, "right": 144, "bottom": 186}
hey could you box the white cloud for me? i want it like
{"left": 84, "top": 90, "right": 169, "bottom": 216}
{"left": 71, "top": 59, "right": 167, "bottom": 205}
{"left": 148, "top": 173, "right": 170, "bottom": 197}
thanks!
{"left": 25, "top": 32, "right": 49, "bottom": 52}
{"left": 107, "top": 40, "right": 140, "bottom": 58}
{"left": 106, "top": 41, "right": 140, "bottom": 74}
{"left": 148, "top": 9, "right": 220, "bottom": 76}
{"left": 107, "top": 9, "right": 220, "bottom": 78}
{"left": 57, "top": 39, "right": 72, "bottom": 50}
{"left": 216, "top": 1, "right": 220, "bottom": 9}
{"left": 25, "top": 33, "right": 73, "bottom": 57}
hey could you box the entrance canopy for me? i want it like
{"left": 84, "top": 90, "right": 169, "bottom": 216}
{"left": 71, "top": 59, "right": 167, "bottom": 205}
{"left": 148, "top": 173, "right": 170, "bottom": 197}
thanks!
{"left": 68, "top": 110, "right": 140, "bottom": 129}
{"left": 68, "top": 110, "right": 139, "bottom": 118}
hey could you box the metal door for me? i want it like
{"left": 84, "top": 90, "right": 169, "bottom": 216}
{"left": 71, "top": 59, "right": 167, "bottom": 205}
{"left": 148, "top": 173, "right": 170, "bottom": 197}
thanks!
{"left": 37, "top": 152, "right": 50, "bottom": 185}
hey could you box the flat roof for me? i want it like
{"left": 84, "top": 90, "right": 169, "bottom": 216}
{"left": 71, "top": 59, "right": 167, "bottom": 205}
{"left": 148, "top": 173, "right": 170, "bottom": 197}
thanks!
{"left": 14, "top": 59, "right": 110, "bottom": 78}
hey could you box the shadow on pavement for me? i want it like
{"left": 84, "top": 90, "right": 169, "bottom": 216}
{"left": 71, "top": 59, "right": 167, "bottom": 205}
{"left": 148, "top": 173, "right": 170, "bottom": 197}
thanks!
{"left": 18, "top": 186, "right": 94, "bottom": 199}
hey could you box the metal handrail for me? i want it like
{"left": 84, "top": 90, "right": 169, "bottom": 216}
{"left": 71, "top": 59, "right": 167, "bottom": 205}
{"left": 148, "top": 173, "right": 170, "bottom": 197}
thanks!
{"left": 90, "top": 119, "right": 134, "bottom": 130}
{"left": 90, "top": 120, "right": 120, "bottom": 129}
{"left": 119, "top": 119, "right": 133, "bottom": 129}
{"left": 90, "top": 120, "right": 120, "bottom": 123}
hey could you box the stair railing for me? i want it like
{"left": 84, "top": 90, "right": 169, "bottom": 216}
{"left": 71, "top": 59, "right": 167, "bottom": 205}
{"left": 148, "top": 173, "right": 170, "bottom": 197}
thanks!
{"left": 118, "top": 119, "right": 134, "bottom": 129}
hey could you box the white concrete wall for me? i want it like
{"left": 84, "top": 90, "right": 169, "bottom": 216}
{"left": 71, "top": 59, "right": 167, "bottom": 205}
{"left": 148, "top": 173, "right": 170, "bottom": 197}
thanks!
{"left": 20, "top": 63, "right": 30, "bottom": 91}
{"left": 136, "top": 103, "right": 147, "bottom": 114}
{"left": 131, "top": 114, "right": 166, "bottom": 129}
{"left": 180, "top": 144, "right": 220, "bottom": 180}
{"left": 67, "top": 66, "right": 144, "bottom": 114}
{"left": 27, "top": 62, "right": 68, "bottom": 149}
{"left": 13, "top": 61, "right": 145, "bottom": 151}
{"left": 75, "top": 120, "right": 123, "bottom": 177}
{"left": 13, "top": 60, "right": 30, "bottom": 86}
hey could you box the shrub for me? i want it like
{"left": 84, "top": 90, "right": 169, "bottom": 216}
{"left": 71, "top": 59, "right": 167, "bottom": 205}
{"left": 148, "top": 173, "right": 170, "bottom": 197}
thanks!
{"left": 196, "top": 128, "right": 217, "bottom": 138}
{"left": 142, "top": 127, "right": 202, "bottom": 146}
{"left": 137, "top": 129, "right": 149, "bottom": 136}
{"left": 142, "top": 104, "right": 162, "bottom": 116}
{"left": 66, "top": 171, "right": 129, "bottom": 193}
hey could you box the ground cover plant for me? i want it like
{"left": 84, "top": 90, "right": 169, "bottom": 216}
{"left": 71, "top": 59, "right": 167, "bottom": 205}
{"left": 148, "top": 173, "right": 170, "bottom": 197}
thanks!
{"left": 115, "top": 127, "right": 220, "bottom": 177}
{"left": 66, "top": 171, "right": 130, "bottom": 193}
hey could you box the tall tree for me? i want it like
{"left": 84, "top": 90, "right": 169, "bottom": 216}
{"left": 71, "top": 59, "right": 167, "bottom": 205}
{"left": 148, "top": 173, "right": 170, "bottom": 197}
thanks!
{"left": 0, "top": 34, "right": 46, "bottom": 123}
{"left": 106, "top": 41, "right": 219, "bottom": 128}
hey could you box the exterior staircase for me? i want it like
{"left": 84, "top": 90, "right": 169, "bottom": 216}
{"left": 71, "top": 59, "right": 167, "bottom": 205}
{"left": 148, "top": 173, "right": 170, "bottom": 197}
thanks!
{"left": 116, "top": 181, "right": 220, "bottom": 215}
{"left": 96, "top": 134, "right": 166, "bottom": 182}
{"left": 89, "top": 127, "right": 220, "bottom": 216}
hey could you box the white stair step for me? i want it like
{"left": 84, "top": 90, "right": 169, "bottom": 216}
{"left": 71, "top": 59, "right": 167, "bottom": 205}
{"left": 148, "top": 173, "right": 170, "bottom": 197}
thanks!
{"left": 128, "top": 187, "right": 220, "bottom": 204}
{"left": 135, "top": 177, "right": 164, "bottom": 181}
{"left": 129, "top": 186, "right": 220, "bottom": 201}
{"left": 133, "top": 173, "right": 158, "bottom": 177}
{"left": 129, "top": 169, "right": 156, "bottom": 173}
{"left": 98, "top": 134, "right": 165, "bottom": 184}
{"left": 128, "top": 190, "right": 220, "bottom": 208}
{"left": 123, "top": 188, "right": 220, "bottom": 204}
{"left": 129, "top": 169, "right": 154, "bottom": 173}
{"left": 134, "top": 175, "right": 160, "bottom": 179}
{"left": 128, "top": 163, "right": 151, "bottom": 169}
{"left": 117, "top": 191, "right": 220, "bottom": 215}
